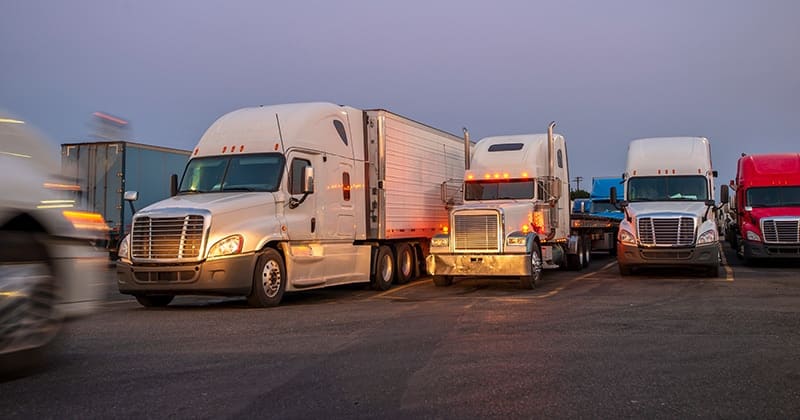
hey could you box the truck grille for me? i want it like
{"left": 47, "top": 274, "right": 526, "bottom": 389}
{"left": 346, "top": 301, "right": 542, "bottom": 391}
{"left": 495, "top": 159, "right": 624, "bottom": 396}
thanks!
{"left": 453, "top": 213, "right": 500, "bottom": 251}
{"left": 638, "top": 217, "right": 695, "bottom": 246}
{"left": 761, "top": 218, "right": 800, "bottom": 244}
{"left": 131, "top": 215, "right": 206, "bottom": 260}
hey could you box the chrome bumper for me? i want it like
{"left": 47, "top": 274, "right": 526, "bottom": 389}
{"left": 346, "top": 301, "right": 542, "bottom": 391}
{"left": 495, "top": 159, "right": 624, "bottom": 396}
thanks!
{"left": 426, "top": 253, "right": 531, "bottom": 277}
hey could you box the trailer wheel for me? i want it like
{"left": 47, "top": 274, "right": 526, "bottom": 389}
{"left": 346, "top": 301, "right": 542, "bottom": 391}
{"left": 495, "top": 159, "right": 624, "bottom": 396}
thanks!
{"left": 134, "top": 294, "right": 174, "bottom": 308}
{"left": 519, "top": 242, "right": 543, "bottom": 289}
{"left": 394, "top": 243, "right": 415, "bottom": 285}
{"left": 432, "top": 275, "right": 453, "bottom": 287}
{"left": 567, "top": 238, "right": 585, "bottom": 271}
{"left": 247, "top": 248, "right": 286, "bottom": 307}
{"left": 371, "top": 246, "right": 394, "bottom": 291}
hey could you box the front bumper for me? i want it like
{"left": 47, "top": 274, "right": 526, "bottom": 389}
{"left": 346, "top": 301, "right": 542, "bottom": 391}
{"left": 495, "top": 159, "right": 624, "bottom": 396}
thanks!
{"left": 743, "top": 241, "right": 800, "bottom": 259}
{"left": 426, "top": 253, "right": 531, "bottom": 277}
{"left": 117, "top": 253, "right": 257, "bottom": 296}
{"left": 617, "top": 242, "right": 719, "bottom": 268}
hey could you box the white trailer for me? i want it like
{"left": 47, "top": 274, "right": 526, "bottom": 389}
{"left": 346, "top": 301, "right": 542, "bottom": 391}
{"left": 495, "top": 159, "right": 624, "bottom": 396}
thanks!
{"left": 116, "top": 102, "right": 467, "bottom": 307}
{"left": 612, "top": 137, "right": 721, "bottom": 277}
{"left": 427, "top": 122, "right": 601, "bottom": 289}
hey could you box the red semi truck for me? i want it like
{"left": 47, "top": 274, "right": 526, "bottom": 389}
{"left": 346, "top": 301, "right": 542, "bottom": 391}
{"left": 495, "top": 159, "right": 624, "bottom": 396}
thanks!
{"left": 722, "top": 153, "right": 800, "bottom": 263}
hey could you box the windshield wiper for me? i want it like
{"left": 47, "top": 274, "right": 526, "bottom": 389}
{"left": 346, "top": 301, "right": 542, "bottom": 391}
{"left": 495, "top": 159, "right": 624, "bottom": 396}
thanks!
{"left": 222, "top": 187, "right": 256, "bottom": 192}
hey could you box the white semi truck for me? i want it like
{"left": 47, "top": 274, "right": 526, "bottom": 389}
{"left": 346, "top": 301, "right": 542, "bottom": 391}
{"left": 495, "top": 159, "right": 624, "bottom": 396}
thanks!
{"left": 426, "top": 122, "right": 613, "bottom": 289}
{"left": 611, "top": 137, "right": 721, "bottom": 277}
{"left": 116, "top": 102, "right": 468, "bottom": 307}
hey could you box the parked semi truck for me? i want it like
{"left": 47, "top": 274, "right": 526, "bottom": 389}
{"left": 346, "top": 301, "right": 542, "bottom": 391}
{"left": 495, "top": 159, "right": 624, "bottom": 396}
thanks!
{"left": 116, "top": 102, "right": 468, "bottom": 307}
{"left": 571, "top": 177, "right": 624, "bottom": 254}
{"left": 722, "top": 153, "right": 800, "bottom": 263}
{"left": 60, "top": 141, "right": 191, "bottom": 256}
{"left": 611, "top": 137, "right": 721, "bottom": 277}
{"left": 426, "top": 122, "right": 620, "bottom": 289}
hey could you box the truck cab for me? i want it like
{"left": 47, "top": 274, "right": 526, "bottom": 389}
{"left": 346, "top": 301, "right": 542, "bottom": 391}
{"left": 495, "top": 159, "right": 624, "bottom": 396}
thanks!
{"left": 726, "top": 153, "right": 800, "bottom": 262}
{"left": 614, "top": 137, "right": 721, "bottom": 277}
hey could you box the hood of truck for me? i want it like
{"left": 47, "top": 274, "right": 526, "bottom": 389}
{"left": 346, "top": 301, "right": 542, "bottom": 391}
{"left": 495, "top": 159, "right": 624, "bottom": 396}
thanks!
{"left": 625, "top": 201, "right": 710, "bottom": 219}
{"left": 747, "top": 207, "right": 800, "bottom": 224}
{"left": 138, "top": 192, "right": 276, "bottom": 216}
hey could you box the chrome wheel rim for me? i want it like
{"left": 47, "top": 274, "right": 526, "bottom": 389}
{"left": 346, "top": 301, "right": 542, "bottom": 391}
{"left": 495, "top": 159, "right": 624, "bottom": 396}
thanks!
{"left": 381, "top": 254, "right": 393, "bottom": 282}
{"left": 261, "top": 259, "right": 282, "bottom": 298}
{"left": 531, "top": 250, "right": 543, "bottom": 283}
{"left": 400, "top": 250, "right": 412, "bottom": 277}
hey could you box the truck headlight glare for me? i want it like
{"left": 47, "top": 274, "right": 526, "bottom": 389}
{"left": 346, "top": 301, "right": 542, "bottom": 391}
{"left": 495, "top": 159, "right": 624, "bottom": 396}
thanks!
{"left": 697, "top": 229, "right": 717, "bottom": 245}
{"left": 506, "top": 236, "right": 527, "bottom": 246}
{"left": 207, "top": 234, "right": 244, "bottom": 258}
{"left": 746, "top": 230, "right": 761, "bottom": 242}
{"left": 619, "top": 229, "right": 636, "bottom": 245}
{"left": 431, "top": 237, "right": 449, "bottom": 248}
{"left": 117, "top": 234, "right": 130, "bottom": 259}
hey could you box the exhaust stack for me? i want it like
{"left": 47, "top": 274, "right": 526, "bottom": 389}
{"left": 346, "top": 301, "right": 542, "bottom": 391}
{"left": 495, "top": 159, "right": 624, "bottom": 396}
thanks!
{"left": 463, "top": 127, "right": 471, "bottom": 170}
{"left": 547, "top": 121, "right": 556, "bottom": 180}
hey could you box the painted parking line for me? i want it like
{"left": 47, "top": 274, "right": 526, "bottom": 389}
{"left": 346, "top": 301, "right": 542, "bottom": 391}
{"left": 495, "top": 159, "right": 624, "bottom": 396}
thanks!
{"left": 719, "top": 244, "right": 734, "bottom": 282}
{"left": 374, "top": 260, "right": 617, "bottom": 300}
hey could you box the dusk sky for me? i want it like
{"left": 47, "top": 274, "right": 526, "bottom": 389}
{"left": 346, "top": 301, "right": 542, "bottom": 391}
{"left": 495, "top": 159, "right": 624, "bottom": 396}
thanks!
{"left": 2, "top": 0, "right": 798, "bottom": 192}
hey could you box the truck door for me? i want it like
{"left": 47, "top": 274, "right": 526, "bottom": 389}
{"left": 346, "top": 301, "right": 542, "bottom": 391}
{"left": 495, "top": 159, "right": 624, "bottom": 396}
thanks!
{"left": 283, "top": 151, "right": 325, "bottom": 286}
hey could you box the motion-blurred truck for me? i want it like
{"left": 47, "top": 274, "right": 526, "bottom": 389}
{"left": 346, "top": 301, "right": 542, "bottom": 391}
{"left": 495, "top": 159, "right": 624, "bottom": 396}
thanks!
{"left": 612, "top": 137, "right": 721, "bottom": 277}
{"left": 426, "top": 122, "right": 620, "bottom": 289}
{"left": 60, "top": 141, "right": 191, "bottom": 256}
{"left": 116, "top": 102, "right": 467, "bottom": 307}
{"left": 722, "top": 153, "right": 800, "bottom": 263}
{"left": 1, "top": 113, "right": 107, "bottom": 375}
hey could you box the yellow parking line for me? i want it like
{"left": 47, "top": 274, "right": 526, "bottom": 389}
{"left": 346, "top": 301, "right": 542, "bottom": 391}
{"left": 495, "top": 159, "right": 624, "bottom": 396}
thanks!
{"left": 719, "top": 244, "right": 734, "bottom": 282}
{"left": 373, "top": 278, "right": 429, "bottom": 298}
{"left": 533, "top": 260, "right": 617, "bottom": 298}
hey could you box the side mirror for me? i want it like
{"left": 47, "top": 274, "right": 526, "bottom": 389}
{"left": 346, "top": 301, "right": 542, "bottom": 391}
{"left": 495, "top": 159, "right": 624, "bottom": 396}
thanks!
{"left": 720, "top": 185, "right": 729, "bottom": 205}
{"left": 712, "top": 170, "right": 718, "bottom": 178}
{"left": 302, "top": 166, "right": 315, "bottom": 194}
{"left": 124, "top": 191, "right": 139, "bottom": 202}
{"left": 170, "top": 174, "right": 178, "bottom": 197}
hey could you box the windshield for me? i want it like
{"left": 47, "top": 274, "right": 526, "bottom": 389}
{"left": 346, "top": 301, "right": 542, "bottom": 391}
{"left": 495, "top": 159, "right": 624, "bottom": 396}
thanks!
{"left": 746, "top": 186, "right": 800, "bottom": 208}
{"left": 465, "top": 180, "right": 535, "bottom": 200}
{"left": 627, "top": 175, "right": 708, "bottom": 202}
{"left": 591, "top": 201, "right": 621, "bottom": 213}
{"left": 178, "top": 153, "right": 284, "bottom": 193}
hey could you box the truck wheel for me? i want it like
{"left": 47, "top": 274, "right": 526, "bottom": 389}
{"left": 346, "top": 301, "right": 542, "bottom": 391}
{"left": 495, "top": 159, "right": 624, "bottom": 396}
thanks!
{"left": 736, "top": 241, "right": 751, "bottom": 266}
{"left": 567, "top": 238, "right": 584, "bottom": 271}
{"left": 519, "top": 243, "right": 543, "bottom": 289}
{"left": 0, "top": 231, "right": 61, "bottom": 375}
{"left": 582, "top": 237, "right": 591, "bottom": 268}
{"left": 371, "top": 246, "right": 394, "bottom": 291}
{"left": 134, "top": 294, "right": 174, "bottom": 308}
{"left": 432, "top": 275, "right": 453, "bottom": 287}
{"left": 619, "top": 263, "right": 633, "bottom": 276}
{"left": 247, "top": 248, "right": 286, "bottom": 307}
{"left": 394, "top": 243, "right": 415, "bottom": 285}
{"left": 705, "top": 264, "right": 720, "bottom": 278}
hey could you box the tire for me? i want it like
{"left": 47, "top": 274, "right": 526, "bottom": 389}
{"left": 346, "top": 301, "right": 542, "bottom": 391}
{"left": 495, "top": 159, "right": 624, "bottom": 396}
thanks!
{"left": 705, "top": 264, "right": 720, "bottom": 278}
{"left": 432, "top": 275, "right": 453, "bottom": 287}
{"left": 0, "top": 231, "right": 60, "bottom": 376}
{"left": 582, "top": 237, "right": 591, "bottom": 268}
{"left": 619, "top": 263, "right": 633, "bottom": 276}
{"left": 394, "top": 243, "right": 415, "bottom": 285}
{"left": 247, "top": 248, "right": 286, "bottom": 307}
{"left": 519, "top": 242, "right": 543, "bottom": 289}
{"left": 134, "top": 294, "right": 174, "bottom": 308}
{"left": 736, "top": 240, "right": 751, "bottom": 266}
{"left": 371, "top": 245, "right": 394, "bottom": 291}
{"left": 567, "top": 238, "right": 584, "bottom": 271}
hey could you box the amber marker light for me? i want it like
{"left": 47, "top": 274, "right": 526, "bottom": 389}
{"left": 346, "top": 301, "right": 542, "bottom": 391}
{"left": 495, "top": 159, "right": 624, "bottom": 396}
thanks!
{"left": 62, "top": 210, "right": 110, "bottom": 231}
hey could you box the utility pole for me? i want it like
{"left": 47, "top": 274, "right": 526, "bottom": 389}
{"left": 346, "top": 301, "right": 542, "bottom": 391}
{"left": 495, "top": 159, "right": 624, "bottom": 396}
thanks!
{"left": 572, "top": 176, "right": 583, "bottom": 192}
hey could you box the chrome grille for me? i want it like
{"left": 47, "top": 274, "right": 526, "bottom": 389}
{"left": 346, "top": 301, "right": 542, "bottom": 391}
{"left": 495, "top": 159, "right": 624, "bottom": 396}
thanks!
{"left": 761, "top": 218, "right": 800, "bottom": 244}
{"left": 131, "top": 215, "right": 205, "bottom": 260}
{"left": 453, "top": 213, "right": 500, "bottom": 251}
{"left": 638, "top": 217, "right": 695, "bottom": 246}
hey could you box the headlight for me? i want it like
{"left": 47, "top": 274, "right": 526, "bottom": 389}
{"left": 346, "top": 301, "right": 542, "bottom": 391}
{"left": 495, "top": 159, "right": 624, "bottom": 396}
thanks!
{"left": 746, "top": 230, "right": 761, "bottom": 242}
{"left": 506, "top": 236, "right": 527, "bottom": 246}
{"left": 619, "top": 229, "right": 636, "bottom": 245}
{"left": 117, "top": 234, "right": 130, "bottom": 259}
{"left": 207, "top": 234, "right": 244, "bottom": 258}
{"left": 431, "top": 237, "right": 449, "bottom": 248}
{"left": 697, "top": 229, "right": 717, "bottom": 245}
